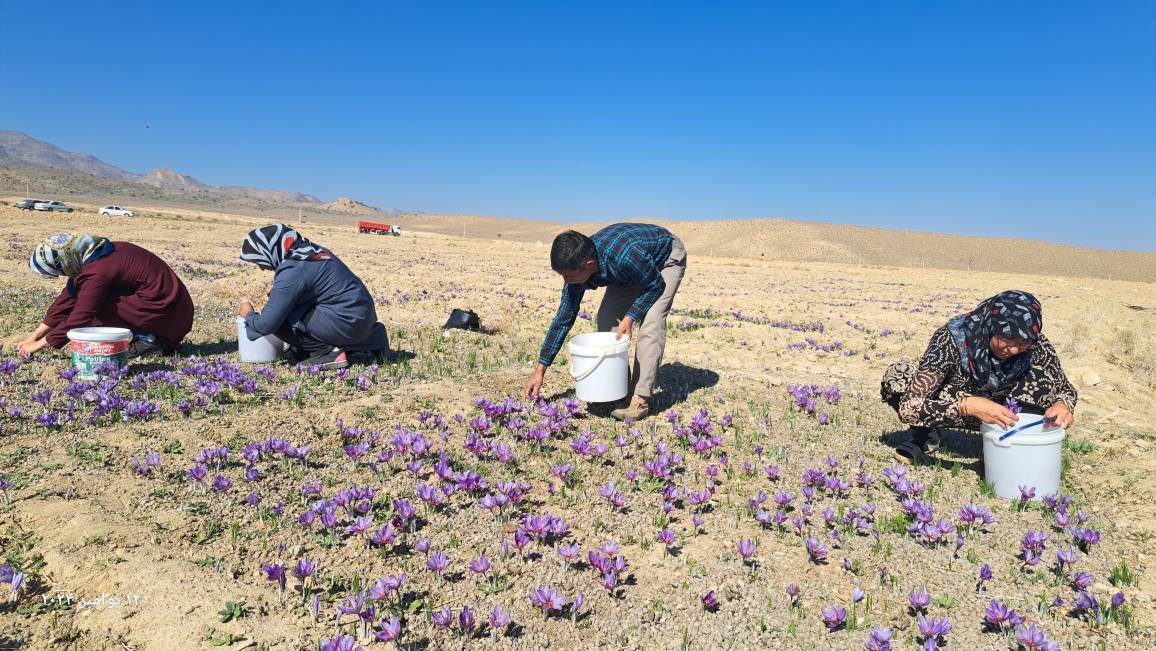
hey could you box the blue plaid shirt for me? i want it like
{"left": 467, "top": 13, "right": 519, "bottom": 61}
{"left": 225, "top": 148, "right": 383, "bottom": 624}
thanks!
{"left": 538, "top": 223, "right": 674, "bottom": 366}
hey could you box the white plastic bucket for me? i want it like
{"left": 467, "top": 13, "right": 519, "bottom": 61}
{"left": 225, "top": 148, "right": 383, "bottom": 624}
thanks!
{"left": 568, "top": 331, "right": 630, "bottom": 403}
{"left": 67, "top": 327, "right": 133, "bottom": 380}
{"left": 235, "top": 317, "right": 284, "bottom": 362}
{"left": 981, "top": 412, "right": 1065, "bottom": 500}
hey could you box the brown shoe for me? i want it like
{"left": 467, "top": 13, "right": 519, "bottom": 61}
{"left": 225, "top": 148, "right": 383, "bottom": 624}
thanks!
{"left": 611, "top": 395, "right": 649, "bottom": 422}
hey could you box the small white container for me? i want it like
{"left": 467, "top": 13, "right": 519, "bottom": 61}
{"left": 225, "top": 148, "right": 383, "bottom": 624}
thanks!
{"left": 235, "top": 317, "right": 284, "bottom": 362}
{"left": 568, "top": 331, "right": 630, "bottom": 403}
{"left": 981, "top": 412, "right": 1065, "bottom": 500}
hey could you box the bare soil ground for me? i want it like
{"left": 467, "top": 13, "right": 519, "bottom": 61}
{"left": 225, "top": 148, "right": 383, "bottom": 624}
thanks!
{"left": 0, "top": 205, "right": 1153, "bottom": 650}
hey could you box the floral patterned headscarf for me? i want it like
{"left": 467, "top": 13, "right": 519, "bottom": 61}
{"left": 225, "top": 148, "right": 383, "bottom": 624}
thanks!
{"left": 947, "top": 290, "right": 1042, "bottom": 391}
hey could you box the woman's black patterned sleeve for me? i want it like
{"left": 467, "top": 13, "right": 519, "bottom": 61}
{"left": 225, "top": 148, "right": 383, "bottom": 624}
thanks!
{"left": 898, "top": 327, "right": 966, "bottom": 427}
{"left": 1035, "top": 335, "right": 1078, "bottom": 411}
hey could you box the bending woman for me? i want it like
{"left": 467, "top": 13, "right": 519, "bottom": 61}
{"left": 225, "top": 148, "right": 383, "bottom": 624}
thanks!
{"left": 880, "top": 290, "right": 1077, "bottom": 464}
{"left": 237, "top": 224, "right": 387, "bottom": 370}
{"left": 19, "top": 233, "right": 194, "bottom": 357}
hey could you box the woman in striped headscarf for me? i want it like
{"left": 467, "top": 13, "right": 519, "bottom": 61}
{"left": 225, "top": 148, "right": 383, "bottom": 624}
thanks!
{"left": 237, "top": 224, "right": 387, "bottom": 369}
{"left": 17, "top": 233, "right": 194, "bottom": 357}
{"left": 880, "top": 290, "right": 1077, "bottom": 464}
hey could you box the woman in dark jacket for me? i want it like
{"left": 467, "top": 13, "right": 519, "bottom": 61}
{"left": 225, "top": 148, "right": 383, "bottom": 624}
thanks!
{"left": 237, "top": 224, "right": 387, "bottom": 369}
{"left": 881, "top": 290, "right": 1077, "bottom": 464}
{"left": 18, "top": 233, "right": 194, "bottom": 357}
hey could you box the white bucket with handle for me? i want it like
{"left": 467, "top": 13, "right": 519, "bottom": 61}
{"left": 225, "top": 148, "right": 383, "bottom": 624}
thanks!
{"left": 568, "top": 332, "right": 630, "bottom": 403}
{"left": 235, "top": 317, "right": 284, "bottom": 362}
{"left": 980, "top": 412, "right": 1065, "bottom": 500}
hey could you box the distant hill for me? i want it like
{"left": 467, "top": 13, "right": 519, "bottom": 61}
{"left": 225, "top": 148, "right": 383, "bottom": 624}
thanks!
{"left": 0, "top": 129, "right": 323, "bottom": 205}
{"left": 320, "top": 197, "right": 385, "bottom": 215}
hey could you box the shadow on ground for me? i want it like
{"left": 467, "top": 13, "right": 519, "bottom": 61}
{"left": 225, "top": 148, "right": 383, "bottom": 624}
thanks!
{"left": 880, "top": 426, "right": 985, "bottom": 474}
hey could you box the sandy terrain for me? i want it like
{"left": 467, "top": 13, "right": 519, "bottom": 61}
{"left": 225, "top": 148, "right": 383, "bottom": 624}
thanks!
{"left": 0, "top": 205, "right": 1152, "bottom": 650}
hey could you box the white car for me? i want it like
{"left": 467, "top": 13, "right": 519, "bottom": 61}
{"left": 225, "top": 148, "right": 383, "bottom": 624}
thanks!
{"left": 34, "top": 200, "right": 74, "bottom": 212}
{"left": 99, "top": 205, "right": 134, "bottom": 217}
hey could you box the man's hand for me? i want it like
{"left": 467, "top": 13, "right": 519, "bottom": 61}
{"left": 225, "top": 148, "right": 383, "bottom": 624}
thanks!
{"left": 524, "top": 364, "right": 547, "bottom": 400}
{"left": 960, "top": 396, "right": 1018, "bottom": 427}
{"left": 1043, "top": 402, "right": 1074, "bottom": 429}
{"left": 238, "top": 300, "right": 254, "bottom": 318}
{"left": 615, "top": 316, "right": 634, "bottom": 341}
{"left": 16, "top": 339, "right": 48, "bottom": 357}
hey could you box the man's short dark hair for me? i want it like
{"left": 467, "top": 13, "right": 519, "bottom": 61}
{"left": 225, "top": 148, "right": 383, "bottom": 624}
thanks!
{"left": 550, "top": 231, "right": 596, "bottom": 271}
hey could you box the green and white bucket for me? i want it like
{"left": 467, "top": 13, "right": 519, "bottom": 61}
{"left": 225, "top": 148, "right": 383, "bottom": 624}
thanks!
{"left": 67, "top": 327, "right": 133, "bottom": 380}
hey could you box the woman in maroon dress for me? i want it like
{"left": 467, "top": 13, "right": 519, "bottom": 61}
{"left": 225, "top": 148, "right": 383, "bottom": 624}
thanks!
{"left": 16, "top": 233, "right": 195, "bottom": 358}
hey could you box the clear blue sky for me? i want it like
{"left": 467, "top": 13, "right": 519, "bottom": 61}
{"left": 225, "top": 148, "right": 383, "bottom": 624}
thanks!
{"left": 2, "top": 1, "right": 1153, "bottom": 251}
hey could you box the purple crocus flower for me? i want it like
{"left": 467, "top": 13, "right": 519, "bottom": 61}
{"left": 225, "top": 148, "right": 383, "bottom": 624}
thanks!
{"left": 917, "top": 614, "right": 952, "bottom": 640}
{"left": 852, "top": 586, "right": 866, "bottom": 603}
{"left": 1014, "top": 623, "right": 1054, "bottom": 651}
{"left": 737, "top": 538, "right": 756, "bottom": 562}
{"left": 487, "top": 606, "right": 511, "bottom": 637}
{"left": 319, "top": 634, "right": 362, "bottom": 651}
{"left": 984, "top": 600, "right": 1023, "bottom": 630}
{"left": 1111, "top": 592, "right": 1126, "bottom": 609}
{"left": 820, "top": 605, "right": 847, "bottom": 630}
{"left": 458, "top": 605, "right": 477, "bottom": 635}
{"left": 863, "top": 625, "right": 892, "bottom": 651}
{"left": 1072, "top": 570, "right": 1094, "bottom": 590}
{"left": 262, "top": 562, "right": 287, "bottom": 592}
{"left": 786, "top": 583, "right": 801, "bottom": 603}
{"left": 529, "top": 586, "right": 567, "bottom": 614}
{"left": 431, "top": 607, "right": 453, "bottom": 629}
{"left": 294, "top": 557, "right": 316, "bottom": 582}
{"left": 908, "top": 588, "right": 931, "bottom": 612}
{"left": 804, "top": 536, "right": 828, "bottom": 563}
{"left": 375, "top": 615, "right": 401, "bottom": 642}
{"left": 702, "top": 590, "right": 718, "bottom": 610}
{"left": 426, "top": 551, "right": 449, "bottom": 577}
{"left": 469, "top": 554, "right": 490, "bottom": 575}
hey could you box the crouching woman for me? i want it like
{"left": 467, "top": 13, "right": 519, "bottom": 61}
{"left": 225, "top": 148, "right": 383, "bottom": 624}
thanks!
{"left": 19, "top": 233, "right": 194, "bottom": 357}
{"left": 237, "top": 224, "right": 387, "bottom": 369}
{"left": 880, "top": 290, "right": 1077, "bottom": 464}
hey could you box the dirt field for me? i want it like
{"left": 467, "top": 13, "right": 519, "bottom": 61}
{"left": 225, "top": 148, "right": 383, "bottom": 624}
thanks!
{"left": 0, "top": 205, "right": 1152, "bottom": 650}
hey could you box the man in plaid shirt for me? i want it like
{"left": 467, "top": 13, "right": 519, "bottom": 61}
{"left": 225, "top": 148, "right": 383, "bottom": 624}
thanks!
{"left": 524, "top": 223, "right": 687, "bottom": 420}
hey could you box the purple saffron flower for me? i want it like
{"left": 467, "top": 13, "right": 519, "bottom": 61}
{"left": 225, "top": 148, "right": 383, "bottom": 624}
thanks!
{"left": 908, "top": 588, "right": 931, "bottom": 612}
{"left": 1111, "top": 592, "right": 1126, "bottom": 609}
{"left": 984, "top": 600, "right": 1023, "bottom": 630}
{"left": 702, "top": 590, "right": 718, "bottom": 610}
{"left": 737, "top": 538, "right": 756, "bottom": 562}
{"left": 458, "top": 605, "right": 477, "bottom": 635}
{"left": 917, "top": 614, "right": 952, "bottom": 640}
{"left": 864, "top": 626, "right": 892, "bottom": 651}
{"left": 529, "top": 586, "right": 567, "bottom": 614}
{"left": 262, "top": 562, "right": 286, "bottom": 592}
{"left": 1072, "top": 570, "right": 1094, "bottom": 590}
{"left": 852, "top": 586, "right": 866, "bottom": 603}
{"left": 426, "top": 551, "right": 449, "bottom": 577}
{"left": 820, "top": 605, "right": 847, "bottom": 630}
{"left": 470, "top": 554, "right": 490, "bottom": 575}
{"left": 431, "top": 607, "right": 453, "bottom": 629}
{"left": 375, "top": 615, "right": 401, "bottom": 642}
{"left": 805, "top": 536, "right": 828, "bottom": 563}
{"left": 1014, "top": 623, "right": 1054, "bottom": 651}
{"left": 490, "top": 606, "right": 511, "bottom": 633}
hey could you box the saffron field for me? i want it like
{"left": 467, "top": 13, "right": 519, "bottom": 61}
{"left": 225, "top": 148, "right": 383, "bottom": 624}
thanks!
{"left": 0, "top": 206, "right": 1153, "bottom": 650}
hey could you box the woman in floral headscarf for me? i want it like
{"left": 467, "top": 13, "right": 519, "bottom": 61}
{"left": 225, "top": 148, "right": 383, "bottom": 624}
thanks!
{"left": 880, "top": 290, "right": 1077, "bottom": 464}
{"left": 18, "top": 233, "right": 194, "bottom": 357}
{"left": 237, "top": 224, "right": 387, "bottom": 369}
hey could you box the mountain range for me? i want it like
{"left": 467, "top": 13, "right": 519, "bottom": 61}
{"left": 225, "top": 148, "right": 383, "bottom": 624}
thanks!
{"left": 0, "top": 129, "right": 381, "bottom": 209}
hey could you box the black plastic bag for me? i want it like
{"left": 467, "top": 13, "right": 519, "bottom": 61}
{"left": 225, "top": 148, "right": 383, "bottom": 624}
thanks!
{"left": 443, "top": 308, "right": 481, "bottom": 331}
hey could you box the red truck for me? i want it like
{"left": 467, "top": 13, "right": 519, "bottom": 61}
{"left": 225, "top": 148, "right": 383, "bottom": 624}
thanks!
{"left": 357, "top": 221, "right": 401, "bottom": 236}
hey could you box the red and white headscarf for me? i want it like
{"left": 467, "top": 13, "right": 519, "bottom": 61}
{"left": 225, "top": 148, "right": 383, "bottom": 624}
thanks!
{"left": 240, "top": 224, "right": 330, "bottom": 269}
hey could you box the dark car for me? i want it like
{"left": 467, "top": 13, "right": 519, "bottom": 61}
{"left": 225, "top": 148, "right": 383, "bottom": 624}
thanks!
{"left": 14, "top": 198, "right": 43, "bottom": 210}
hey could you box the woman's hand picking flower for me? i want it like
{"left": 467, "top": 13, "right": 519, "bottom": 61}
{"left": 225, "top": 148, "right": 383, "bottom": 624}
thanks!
{"left": 960, "top": 396, "right": 1017, "bottom": 427}
{"left": 1044, "top": 402, "right": 1073, "bottom": 429}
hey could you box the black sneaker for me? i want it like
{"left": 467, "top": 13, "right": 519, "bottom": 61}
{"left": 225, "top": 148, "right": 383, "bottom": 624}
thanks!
{"left": 127, "top": 337, "right": 162, "bottom": 359}
{"left": 302, "top": 347, "right": 349, "bottom": 370}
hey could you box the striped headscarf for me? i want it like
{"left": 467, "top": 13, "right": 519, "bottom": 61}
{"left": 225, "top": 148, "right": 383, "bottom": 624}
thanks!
{"left": 240, "top": 224, "right": 330, "bottom": 270}
{"left": 29, "top": 233, "right": 115, "bottom": 278}
{"left": 946, "top": 290, "right": 1043, "bottom": 392}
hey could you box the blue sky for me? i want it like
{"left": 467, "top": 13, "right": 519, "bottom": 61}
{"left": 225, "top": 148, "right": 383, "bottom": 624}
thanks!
{"left": 2, "top": 1, "right": 1153, "bottom": 251}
